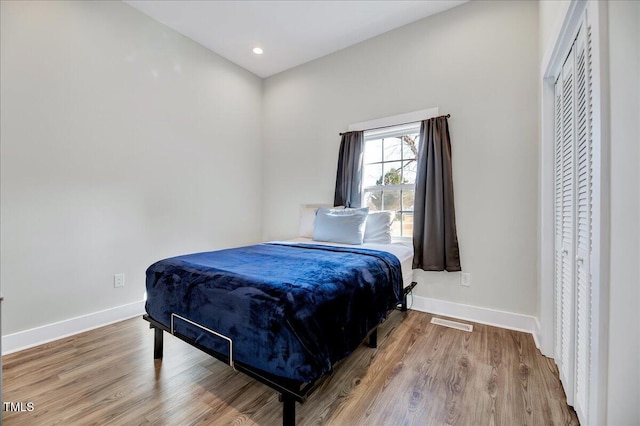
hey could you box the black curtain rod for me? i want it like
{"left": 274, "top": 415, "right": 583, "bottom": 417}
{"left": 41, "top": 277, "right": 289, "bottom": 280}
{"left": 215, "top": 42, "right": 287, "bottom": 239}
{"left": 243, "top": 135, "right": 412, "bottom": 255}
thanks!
{"left": 338, "top": 114, "right": 451, "bottom": 136}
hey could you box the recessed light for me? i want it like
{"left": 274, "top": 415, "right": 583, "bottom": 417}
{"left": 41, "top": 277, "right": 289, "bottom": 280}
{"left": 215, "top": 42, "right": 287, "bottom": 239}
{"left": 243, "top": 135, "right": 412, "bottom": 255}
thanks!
{"left": 252, "top": 47, "right": 263, "bottom": 55}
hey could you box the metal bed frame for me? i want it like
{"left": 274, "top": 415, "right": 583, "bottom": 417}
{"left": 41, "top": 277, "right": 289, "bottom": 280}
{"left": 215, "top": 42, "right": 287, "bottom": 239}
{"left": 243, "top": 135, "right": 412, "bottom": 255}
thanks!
{"left": 143, "top": 281, "right": 417, "bottom": 425}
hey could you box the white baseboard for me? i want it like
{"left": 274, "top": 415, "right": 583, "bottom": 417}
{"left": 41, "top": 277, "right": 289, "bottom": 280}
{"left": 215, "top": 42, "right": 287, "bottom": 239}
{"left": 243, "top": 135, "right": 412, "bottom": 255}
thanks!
{"left": 410, "top": 295, "right": 541, "bottom": 348}
{"left": 2, "top": 297, "right": 541, "bottom": 355}
{"left": 2, "top": 300, "right": 145, "bottom": 355}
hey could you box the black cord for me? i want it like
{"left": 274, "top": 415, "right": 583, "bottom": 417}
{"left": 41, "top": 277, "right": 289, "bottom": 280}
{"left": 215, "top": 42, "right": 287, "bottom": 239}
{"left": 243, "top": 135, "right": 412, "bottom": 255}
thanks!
{"left": 396, "top": 285, "right": 414, "bottom": 311}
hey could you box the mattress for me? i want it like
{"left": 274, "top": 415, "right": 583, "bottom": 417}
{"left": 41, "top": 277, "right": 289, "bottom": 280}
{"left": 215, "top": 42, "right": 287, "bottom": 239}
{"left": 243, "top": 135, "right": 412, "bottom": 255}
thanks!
{"left": 284, "top": 237, "right": 414, "bottom": 288}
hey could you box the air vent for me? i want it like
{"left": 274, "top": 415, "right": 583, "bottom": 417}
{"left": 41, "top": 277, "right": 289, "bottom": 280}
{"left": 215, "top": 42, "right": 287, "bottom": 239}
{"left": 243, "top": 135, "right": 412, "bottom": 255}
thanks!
{"left": 430, "top": 317, "right": 473, "bottom": 332}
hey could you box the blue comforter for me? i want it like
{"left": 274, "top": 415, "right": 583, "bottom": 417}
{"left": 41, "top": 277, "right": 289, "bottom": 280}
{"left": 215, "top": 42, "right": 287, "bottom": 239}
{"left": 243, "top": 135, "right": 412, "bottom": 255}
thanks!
{"left": 145, "top": 243, "right": 402, "bottom": 383}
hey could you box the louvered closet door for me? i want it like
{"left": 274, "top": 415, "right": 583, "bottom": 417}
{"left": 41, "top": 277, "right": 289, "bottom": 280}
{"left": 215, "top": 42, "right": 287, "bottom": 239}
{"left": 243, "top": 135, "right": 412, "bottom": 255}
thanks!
{"left": 553, "top": 16, "right": 593, "bottom": 425}
{"left": 554, "top": 73, "right": 564, "bottom": 368}
{"left": 572, "top": 21, "right": 592, "bottom": 423}
{"left": 555, "top": 49, "right": 576, "bottom": 405}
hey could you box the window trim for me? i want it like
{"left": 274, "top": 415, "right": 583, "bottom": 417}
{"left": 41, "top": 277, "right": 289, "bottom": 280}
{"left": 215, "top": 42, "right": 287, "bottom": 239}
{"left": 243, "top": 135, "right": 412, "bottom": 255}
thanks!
{"left": 347, "top": 108, "right": 439, "bottom": 240}
{"left": 361, "top": 123, "right": 421, "bottom": 238}
{"left": 347, "top": 107, "right": 439, "bottom": 132}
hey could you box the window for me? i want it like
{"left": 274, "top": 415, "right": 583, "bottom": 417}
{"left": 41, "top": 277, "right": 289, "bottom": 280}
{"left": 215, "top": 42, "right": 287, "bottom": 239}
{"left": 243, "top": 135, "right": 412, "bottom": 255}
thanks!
{"left": 362, "top": 123, "right": 420, "bottom": 237}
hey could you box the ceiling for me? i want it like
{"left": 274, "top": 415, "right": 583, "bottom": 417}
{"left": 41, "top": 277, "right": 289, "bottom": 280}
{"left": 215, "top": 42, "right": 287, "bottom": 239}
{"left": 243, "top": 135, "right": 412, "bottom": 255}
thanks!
{"left": 124, "top": 1, "right": 468, "bottom": 78}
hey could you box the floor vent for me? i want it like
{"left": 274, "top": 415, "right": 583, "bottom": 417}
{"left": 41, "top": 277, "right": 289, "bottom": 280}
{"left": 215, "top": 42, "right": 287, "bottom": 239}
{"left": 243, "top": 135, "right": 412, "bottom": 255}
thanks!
{"left": 430, "top": 317, "right": 473, "bottom": 332}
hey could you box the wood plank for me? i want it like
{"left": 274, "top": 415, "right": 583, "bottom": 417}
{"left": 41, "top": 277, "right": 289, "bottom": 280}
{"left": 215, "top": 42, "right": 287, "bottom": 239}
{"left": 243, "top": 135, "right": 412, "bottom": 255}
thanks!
{"left": 2, "top": 311, "right": 579, "bottom": 425}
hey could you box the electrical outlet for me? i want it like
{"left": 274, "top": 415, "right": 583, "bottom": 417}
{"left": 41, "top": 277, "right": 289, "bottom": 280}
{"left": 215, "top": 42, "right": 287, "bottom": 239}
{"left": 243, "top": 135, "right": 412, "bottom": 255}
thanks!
{"left": 114, "top": 273, "right": 125, "bottom": 288}
{"left": 460, "top": 272, "right": 471, "bottom": 287}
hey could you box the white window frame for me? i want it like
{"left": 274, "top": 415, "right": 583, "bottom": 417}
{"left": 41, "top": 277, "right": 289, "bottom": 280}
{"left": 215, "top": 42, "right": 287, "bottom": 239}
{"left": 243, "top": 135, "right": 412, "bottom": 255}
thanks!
{"left": 347, "top": 108, "right": 439, "bottom": 243}
{"left": 362, "top": 123, "right": 421, "bottom": 240}
{"left": 347, "top": 108, "right": 438, "bottom": 132}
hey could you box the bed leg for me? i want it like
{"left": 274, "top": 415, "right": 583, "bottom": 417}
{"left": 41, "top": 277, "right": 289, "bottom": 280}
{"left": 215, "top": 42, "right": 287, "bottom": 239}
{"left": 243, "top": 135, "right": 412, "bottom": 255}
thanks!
{"left": 401, "top": 294, "right": 408, "bottom": 312}
{"left": 368, "top": 328, "right": 378, "bottom": 348}
{"left": 154, "top": 327, "right": 164, "bottom": 360}
{"left": 281, "top": 394, "right": 296, "bottom": 426}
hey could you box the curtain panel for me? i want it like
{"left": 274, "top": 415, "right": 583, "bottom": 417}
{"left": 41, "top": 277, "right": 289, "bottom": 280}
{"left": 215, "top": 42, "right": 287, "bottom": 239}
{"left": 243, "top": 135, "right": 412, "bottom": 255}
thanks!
{"left": 334, "top": 131, "right": 364, "bottom": 208}
{"left": 412, "top": 116, "right": 461, "bottom": 272}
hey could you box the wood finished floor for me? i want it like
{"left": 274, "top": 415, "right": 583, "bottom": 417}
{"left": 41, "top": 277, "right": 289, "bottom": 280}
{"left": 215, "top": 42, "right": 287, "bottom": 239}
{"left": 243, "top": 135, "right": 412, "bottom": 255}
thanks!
{"left": 2, "top": 310, "right": 578, "bottom": 425}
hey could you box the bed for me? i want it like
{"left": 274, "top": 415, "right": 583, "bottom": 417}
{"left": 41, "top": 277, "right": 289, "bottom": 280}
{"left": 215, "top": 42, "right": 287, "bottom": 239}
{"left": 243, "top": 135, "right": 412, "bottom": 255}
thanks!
{"left": 143, "top": 208, "right": 416, "bottom": 425}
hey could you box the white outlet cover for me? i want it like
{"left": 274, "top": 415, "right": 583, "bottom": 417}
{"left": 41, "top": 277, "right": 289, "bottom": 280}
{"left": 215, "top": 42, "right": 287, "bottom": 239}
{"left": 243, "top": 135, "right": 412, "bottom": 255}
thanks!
{"left": 114, "top": 273, "right": 125, "bottom": 288}
{"left": 461, "top": 272, "right": 471, "bottom": 287}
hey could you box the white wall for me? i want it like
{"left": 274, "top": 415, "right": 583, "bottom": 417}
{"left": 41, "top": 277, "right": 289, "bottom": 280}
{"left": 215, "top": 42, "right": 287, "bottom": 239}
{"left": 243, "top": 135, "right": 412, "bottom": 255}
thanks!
{"left": 607, "top": 1, "right": 640, "bottom": 424}
{"left": 0, "top": 1, "right": 263, "bottom": 335}
{"left": 539, "top": 0, "right": 571, "bottom": 61}
{"left": 262, "top": 0, "right": 539, "bottom": 316}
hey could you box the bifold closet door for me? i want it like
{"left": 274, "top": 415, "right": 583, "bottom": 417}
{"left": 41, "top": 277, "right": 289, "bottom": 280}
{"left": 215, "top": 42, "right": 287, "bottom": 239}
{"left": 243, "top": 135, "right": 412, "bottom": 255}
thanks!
{"left": 572, "top": 21, "right": 592, "bottom": 422}
{"left": 553, "top": 17, "right": 592, "bottom": 424}
{"left": 554, "top": 44, "right": 576, "bottom": 406}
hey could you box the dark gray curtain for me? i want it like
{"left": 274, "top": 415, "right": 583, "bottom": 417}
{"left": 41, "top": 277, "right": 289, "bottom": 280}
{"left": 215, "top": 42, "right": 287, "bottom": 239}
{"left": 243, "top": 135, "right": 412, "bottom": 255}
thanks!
{"left": 412, "top": 116, "right": 461, "bottom": 271}
{"left": 334, "top": 131, "right": 364, "bottom": 208}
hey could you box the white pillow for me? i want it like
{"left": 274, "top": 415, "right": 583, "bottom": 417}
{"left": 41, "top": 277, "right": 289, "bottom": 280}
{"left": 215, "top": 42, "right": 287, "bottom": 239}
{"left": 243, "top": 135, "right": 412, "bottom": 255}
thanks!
{"left": 364, "top": 211, "right": 395, "bottom": 244}
{"left": 299, "top": 207, "right": 318, "bottom": 238}
{"left": 313, "top": 207, "right": 369, "bottom": 245}
{"left": 299, "top": 205, "right": 344, "bottom": 238}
